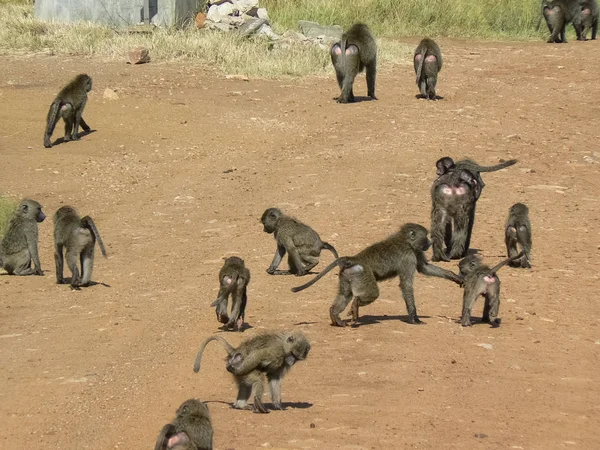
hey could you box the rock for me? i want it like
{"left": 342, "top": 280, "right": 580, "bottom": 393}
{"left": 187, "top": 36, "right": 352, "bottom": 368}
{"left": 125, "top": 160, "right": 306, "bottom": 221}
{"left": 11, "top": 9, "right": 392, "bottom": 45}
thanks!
{"left": 477, "top": 343, "right": 493, "bottom": 350}
{"left": 256, "top": 7, "right": 269, "bottom": 20}
{"left": 233, "top": 0, "right": 259, "bottom": 14}
{"left": 238, "top": 17, "right": 268, "bottom": 37}
{"left": 298, "top": 20, "right": 343, "bottom": 40}
{"left": 206, "top": 21, "right": 233, "bottom": 31}
{"left": 103, "top": 88, "right": 119, "bottom": 100}
{"left": 126, "top": 47, "right": 150, "bottom": 65}
{"left": 217, "top": 1, "right": 235, "bottom": 17}
{"left": 209, "top": 0, "right": 232, "bottom": 5}
{"left": 257, "top": 23, "right": 279, "bottom": 39}
{"left": 195, "top": 12, "right": 206, "bottom": 28}
{"left": 206, "top": 4, "right": 223, "bottom": 22}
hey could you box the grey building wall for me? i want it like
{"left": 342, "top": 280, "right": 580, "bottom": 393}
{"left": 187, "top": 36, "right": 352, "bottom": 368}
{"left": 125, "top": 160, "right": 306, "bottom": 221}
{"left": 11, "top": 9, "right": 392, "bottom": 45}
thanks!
{"left": 34, "top": 0, "right": 197, "bottom": 27}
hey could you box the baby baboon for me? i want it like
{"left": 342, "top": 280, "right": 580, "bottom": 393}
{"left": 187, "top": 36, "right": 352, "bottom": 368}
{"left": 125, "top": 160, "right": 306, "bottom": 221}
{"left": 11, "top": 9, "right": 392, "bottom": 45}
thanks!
{"left": 261, "top": 208, "right": 338, "bottom": 276}
{"left": 579, "top": 0, "right": 599, "bottom": 40}
{"left": 193, "top": 331, "right": 310, "bottom": 413}
{"left": 505, "top": 203, "right": 532, "bottom": 268}
{"left": 291, "top": 223, "right": 463, "bottom": 326}
{"left": 0, "top": 199, "right": 46, "bottom": 276}
{"left": 458, "top": 252, "right": 524, "bottom": 327}
{"left": 414, "top": 38, "right": 443, "bottom": 100}
{"left": 210, "top": 256, "right": 250, "bottom": 331}
{"left": 541, "top": 0, "right": 581, "bottom": 43}
{"left": 154, "top": 398, "right": 213, "bottom": 450}
{"left": 430, "top": 168, "right": 479, "bottom": 262}
{"left": 44, "top": 74, "right": 92, "bottom": 148}
{"left": 330, "top": 23, "right": 377, "bottom": 103}
{"left": 53, "top": 206, "right": 107, "bottom": 288}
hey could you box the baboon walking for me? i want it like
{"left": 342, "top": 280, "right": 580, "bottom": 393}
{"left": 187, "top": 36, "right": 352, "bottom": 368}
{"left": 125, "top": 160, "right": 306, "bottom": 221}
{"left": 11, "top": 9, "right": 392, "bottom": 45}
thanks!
{"left": 505, "top": 203, "right": 532, "bottom": 268}
{"left": 540, "top": 0, "right": 582, "bottom": 43}
{"left": 414, "top": 38, "right": 443, "bottom": 100}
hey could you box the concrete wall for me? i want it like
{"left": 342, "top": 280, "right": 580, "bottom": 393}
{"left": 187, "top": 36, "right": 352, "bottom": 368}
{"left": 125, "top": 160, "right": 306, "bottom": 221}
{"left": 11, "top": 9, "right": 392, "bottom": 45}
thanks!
{"left": 34, "top": 0, "right": 197, "bottom": 27}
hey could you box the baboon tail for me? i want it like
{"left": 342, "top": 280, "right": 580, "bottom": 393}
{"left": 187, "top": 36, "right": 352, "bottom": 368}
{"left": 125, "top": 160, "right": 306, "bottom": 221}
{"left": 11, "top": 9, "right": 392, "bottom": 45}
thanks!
{"left": 489, "top": 251, "right": 524, "bottom": 275}
{"left": 210, "top": 274, "right": 238, "bottom": 307}
{"left": 44, "top": 99, "right": 61, "bottom": 143}
{"left": 193, "top": 335, "right": 235, "bottom": 373}
{"left": 476, "top": 159, "right": 518, "bottom": 172}
{"left": 291, "top": 258, "right": 344, "bottom": 293}
{"left": 81, "top": 216, "right": 108, "bottom": 258}
{"left": 322, "top": 242, "right": 339, "bottom": 259}
{"left": 537, "top": 0, "right": 550, "bottom": 31}
{"left": 415, "top": 47, "right": 427, "bottom": 85}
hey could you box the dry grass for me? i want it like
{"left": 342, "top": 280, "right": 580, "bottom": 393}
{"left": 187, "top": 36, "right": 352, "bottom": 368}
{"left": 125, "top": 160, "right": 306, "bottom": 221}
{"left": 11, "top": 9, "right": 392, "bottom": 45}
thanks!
{"left": 0, "top": 197, "right": 16, "bottom": 238}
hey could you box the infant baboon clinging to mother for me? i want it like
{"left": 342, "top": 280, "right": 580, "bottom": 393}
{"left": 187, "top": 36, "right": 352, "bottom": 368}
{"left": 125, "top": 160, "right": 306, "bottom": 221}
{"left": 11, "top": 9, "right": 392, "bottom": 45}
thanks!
{"left": 210, "top": 256, "right": 250, "bottom": 331}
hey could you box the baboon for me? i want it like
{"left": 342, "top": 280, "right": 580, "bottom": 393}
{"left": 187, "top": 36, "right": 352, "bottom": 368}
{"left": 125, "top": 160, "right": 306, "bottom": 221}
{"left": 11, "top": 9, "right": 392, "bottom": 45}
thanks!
{"left": 154, "top": 399, "right": 213, "bottom": 450}
{"left": 430, "top": 168, "right": 479, "bottom": 262}
{"left": 505, "top": 203, "right": 532, "bottom": 268}
{"left": 541, "top": 0, "right": 582, "bottom": 43}
{"left": 44, "top": 74, "right": 92, "bottom": 148}
{"left": 579, "top": 0, "right": 599, "bottom": 40}
{"left": 210, "top": 256, "right": 250, "bottom": 331}
{"left": 291, "top": 223, "right": 463, "bottom": 326}
{"left": 435, "top": 156, "right": 518, "bottom": 200}
{"left": 330, "top": 23, "right": 377, "bottom": 103}
{"left": 0, "top": 199, "right": 45, "bottom": 276}
{"left": 458, "top": 252, "right": 524, "bottom": 327}
{"left": 53, "top": 206, "right": 107, "bottom": 288}
{"left": 414, "top": 38, "right": 443, "bottom": 100}
{"left": 261, "top": 208, "right": 338, "bottom": 276}
{"left": 193, "top": 331, "right": 310, "bottom": 413}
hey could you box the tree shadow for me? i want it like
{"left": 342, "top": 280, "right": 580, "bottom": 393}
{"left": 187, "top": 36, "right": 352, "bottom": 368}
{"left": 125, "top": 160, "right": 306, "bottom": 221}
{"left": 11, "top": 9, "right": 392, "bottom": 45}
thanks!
{"left": 49, "top": 129, "right": 96, "bottom": 148}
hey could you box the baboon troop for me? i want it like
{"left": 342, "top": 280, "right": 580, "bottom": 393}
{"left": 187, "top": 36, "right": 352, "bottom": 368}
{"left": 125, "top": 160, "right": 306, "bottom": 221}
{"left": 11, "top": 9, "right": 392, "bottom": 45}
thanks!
{"left": 210, "top": 256, "right": 250, "bottom": 331}
{"left": 330, "top": 23, "right": 377, "bottom": 103}
{"left": 193, "top": 331, "right": 310, "bottom": 413}
{"left": 414, "top": 38, "right": 443, "bottom": 100}
{"left": 261, "top": 207, "right": 338, "bottom": 276}
{"left": 44, "top": 74, "right": 92, "bottom": 148}
{"left": 154, "top": 399, "right": 213, "bottom": 450}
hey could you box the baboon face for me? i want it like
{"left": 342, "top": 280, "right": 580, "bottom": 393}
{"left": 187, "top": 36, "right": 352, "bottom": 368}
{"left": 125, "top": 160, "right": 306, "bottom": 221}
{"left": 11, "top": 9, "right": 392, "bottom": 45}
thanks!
{"left": 436, "top": 157, "right": 454, "bottom": 176}
{"left": 458, "top": 255, "right": 480, "bottom": 276}
{"left": 261, "top": 208, "right": 281, "bottom": 234}
{"left": 402, "top": 224, "right": 431, "bottom": 252}
{"left": 20, "top": 200, "right": 46, "bottom": 223}
{"left": 287, "top": 333, "right": 311, "bottom": 360}
{"left": 80, "top": 74, "right": 93, "bottom": 92}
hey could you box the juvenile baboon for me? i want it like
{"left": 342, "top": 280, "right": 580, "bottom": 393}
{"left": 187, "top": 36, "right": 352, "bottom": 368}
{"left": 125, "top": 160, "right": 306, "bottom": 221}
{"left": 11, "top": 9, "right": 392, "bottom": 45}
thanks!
{"left": 579, "top": 0, "right": 599, "bottom": 40}
{"left": 44, "top": 74, "right": 92, "bottom": 148}
{"left": 193, "top": 331, "right": 310, "bottom": 413}
{"left": 0, "top": 199, "right": 45, "bottom": 276}
{"left": 330, "top": 23, "right": 377, "bottom": 103}
{"left": 210, "top": 256, "right": 250, "bottom": 331}
{"left": 505, "top": 203, "right": 532, "bottom": 268}
{"left": 435, "top": 156, "right": 518, "bottom": 200}
{"left": 414, "top": 38, "right": 443, "bottom": 100}
{"left": 458, "top": 252, "right": 524, "bottom": 327}
{"left": 261, "top": 208, "right": 338, "bottom": 276}
{"left": 541, "top": 0, "right": 582, "bottom": 43}
{"left": 291, "top": 223, "right": 463, "bottom": 326}
{"left": 53, "top": 206, "right": 107, "bottom": 288}
{"left": 154, "top": 399, "right": 213, "bottom": 450}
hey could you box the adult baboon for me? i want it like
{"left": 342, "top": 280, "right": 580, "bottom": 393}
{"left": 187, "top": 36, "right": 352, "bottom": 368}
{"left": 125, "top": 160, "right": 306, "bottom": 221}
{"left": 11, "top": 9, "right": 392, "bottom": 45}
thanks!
{"left": 193, "top": 331, "right": 310, "bottom": 413}
{"left": 414, "top": 38, "right": 443, "bottom": 100}
{"left": 579, "top": 0, "right": 599, "bottom": 40}
{"left": 44, "top": 74, "right": 92, "bottom": 148}
{"left": 505, "top": 203, "right": 532, "bottom": 268}
{"left": 291, "top": 223, "right": 463, "bottom": 326}
{"left": 458, "top": 252, "right": 523, "bottom": 327}
{"left": 540, "top": 0, "right": 582, "bottom": 43}
{"left": 53, "top": 206, "right": 107, "bottom": 288}
{"left": 210, "top": 256, "right": 250, "bottom": 331}
{"left": 330, "top": 23, "right": 377, "bottom": 103}
{"left": 261, "top": 208, "right": 338, "bottom": 276}
{"left": 0, "top": 199, "right": 45, "bottom": 276}
{"left": 154, "top": 399, "right": 213, "bottom": 450}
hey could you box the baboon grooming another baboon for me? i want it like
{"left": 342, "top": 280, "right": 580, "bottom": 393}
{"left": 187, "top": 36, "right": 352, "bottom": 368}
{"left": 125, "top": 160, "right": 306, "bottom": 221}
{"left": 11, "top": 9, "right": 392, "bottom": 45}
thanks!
{"left": 505, "top": 203, "right": 532, "bottom": 268}
{"left": 261, "top": 208, "right": 338, "bottom": 276}
{"left": 44, "top": 74, "right": 92, "bottom": 148}
{"left": 414, "top": 38, "right": 443, "bottom": 100}
{"left": 291, "top": 223, "right": 463, "bottom": 326}
{"left": 53, "top": 206, "right": 107, "bottom": 288}
{"left": 193, "top": 331, "right": 310, "bottom": 413}
{"left": 579, "top": 0, "right": 599, "bottom": 40}
{"left": 0, "top": 199, "right": 46, "bottom": 276}
{"left": 458, "top": 252, "right": 524, "bottom": 327}
{"left": 330, "top": 23, "right": 377, "bottom": 103}
{"left": 210, "top": 256, "right": 250, "bottom": 331}
{"left": 540, "top": 0, "right": 582, "bottom": 43}
{"left": 154, "top": 399, "right": 213, "bottom": 450}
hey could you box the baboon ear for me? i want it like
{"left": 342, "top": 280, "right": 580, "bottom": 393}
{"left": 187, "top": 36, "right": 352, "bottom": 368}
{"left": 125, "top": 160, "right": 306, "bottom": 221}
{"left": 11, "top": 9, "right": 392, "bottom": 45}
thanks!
{"left": 409, "top": 230, "right": 416, "bottom": 240}
{"left": 22, "top": 204, "right": 28, "bottom": 213}
{"left": 286, "top": 335, "right": 295, "bottom": 343}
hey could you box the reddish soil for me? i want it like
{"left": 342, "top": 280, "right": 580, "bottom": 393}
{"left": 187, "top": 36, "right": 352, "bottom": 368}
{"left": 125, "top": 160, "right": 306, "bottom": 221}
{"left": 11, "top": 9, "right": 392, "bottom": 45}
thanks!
{"left": 0, "top": 39, "right": 599, "bottom": 449}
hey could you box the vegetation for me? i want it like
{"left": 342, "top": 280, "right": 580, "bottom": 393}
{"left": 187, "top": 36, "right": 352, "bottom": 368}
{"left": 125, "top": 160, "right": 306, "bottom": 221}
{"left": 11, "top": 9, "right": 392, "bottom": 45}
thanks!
{"left": 0, "top": 197, "right": 15, "bottom": 238}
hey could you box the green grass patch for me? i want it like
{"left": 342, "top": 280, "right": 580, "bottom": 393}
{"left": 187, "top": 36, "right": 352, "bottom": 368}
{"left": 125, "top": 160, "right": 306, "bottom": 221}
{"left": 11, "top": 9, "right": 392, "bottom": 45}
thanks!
{"left": 0, "top": 197, "right": 16, "bottom": 239}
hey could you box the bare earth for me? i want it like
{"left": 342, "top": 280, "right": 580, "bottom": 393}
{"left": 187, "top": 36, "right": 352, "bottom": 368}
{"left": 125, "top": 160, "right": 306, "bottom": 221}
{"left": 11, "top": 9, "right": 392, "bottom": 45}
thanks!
{"left": 0, "top": 39, "right": 599, "bottom": 449}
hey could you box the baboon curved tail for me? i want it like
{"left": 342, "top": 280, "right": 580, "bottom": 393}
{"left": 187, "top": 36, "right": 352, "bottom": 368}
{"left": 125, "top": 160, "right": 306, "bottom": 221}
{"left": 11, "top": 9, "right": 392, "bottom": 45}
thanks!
{"left": 490, "top": 251, "right": 524, "bottom": 275}
{"left": 291, "top": 258, "right": 346, "bottom": 293}
{"left": 475, "top": 159, "right": 518, "bottom": 172}
{"left": 193, "top": 335, "right": 235, "bottom": 373}
{"left": 415, "top": 47, "right": 427, "bottom": 85}
{"left": 536, "top": 0, "right": 551, "bottom": 30}
{"left": 44, "top": 99, "right": 62, "bottom": 147}
{"left": 322, "top": 242, "right": 339, "bottom": 259}
{"left": 81, "top": 216, "right": 107, "bottom": 258}
{"left": 210, "top": 274, "right": 238, "bottom": 307}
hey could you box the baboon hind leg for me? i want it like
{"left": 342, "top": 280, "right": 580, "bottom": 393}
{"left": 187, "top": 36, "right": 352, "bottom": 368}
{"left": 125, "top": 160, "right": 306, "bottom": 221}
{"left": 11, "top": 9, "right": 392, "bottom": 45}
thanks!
{"left": 80, "top": 245, "right": 95, "bottom": 286}
{"left": 330, "top": 276, "right": 353, "bottom": 327}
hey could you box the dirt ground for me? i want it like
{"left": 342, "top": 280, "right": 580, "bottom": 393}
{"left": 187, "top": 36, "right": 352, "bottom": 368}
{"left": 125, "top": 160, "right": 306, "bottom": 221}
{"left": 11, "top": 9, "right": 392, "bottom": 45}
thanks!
{"left": 0, "top": 38, "right": 599, "bottom": 449}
